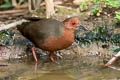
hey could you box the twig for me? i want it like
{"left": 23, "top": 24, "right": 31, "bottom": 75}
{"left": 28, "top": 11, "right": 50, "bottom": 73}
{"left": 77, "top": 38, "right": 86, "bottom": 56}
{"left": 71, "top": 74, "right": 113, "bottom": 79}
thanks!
{"left": 0, "top": 64, "right": 8, "bottom": 66}
{"left": 55, "top": 4, "right": 72, "bottom": 10}
{"left": 109, "top": 66, "right": 120, "bottom": 71}
{"left": 104, "top": 51, "right": 120, "bottom": 67}
{"left": 33, "top": 0, "right": 36, "bottom": 10}
{"left": 18, "top": 0, "right": 23, "bottom": 5}
{"left": 0, "top": 19, "right": 28, "bottom": 31}
{"left": 0, "top": 9, "right": 27, "bottom": 14}
{"left": 11, "top": 0, "right": 17, "bottom": 7}
{"left": 28, "top": 0, "right": 32, "bottom": 12}
{"left": 15, "top": 4, "right": 28, "bottom": 9}
{"left": 40, "top": 1, "right": 62, "bottom": 6}
{"left": 36, "top": 0, "right": 43, "bottom": 10}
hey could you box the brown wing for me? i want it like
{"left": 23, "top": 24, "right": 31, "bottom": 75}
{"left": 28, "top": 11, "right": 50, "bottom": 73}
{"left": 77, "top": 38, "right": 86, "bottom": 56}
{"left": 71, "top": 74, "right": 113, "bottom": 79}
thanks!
{"left": 17, "top": 18, "right": 64, "bottom": 46}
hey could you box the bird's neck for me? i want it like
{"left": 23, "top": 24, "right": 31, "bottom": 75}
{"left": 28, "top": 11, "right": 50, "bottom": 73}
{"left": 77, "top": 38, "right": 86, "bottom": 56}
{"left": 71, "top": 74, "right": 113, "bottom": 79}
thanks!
{"left": 63, "top": 29, "right": 75, "bottom": 40}
{"left": 64, "top": 29, "right": 74, "bottom": 34}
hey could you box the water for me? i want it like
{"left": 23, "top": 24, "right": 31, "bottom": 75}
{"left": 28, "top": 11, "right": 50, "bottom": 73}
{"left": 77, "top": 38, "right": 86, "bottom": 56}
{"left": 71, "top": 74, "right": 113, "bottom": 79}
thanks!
{"left": 0, "top": 56, "right": 120, "bottom": 80}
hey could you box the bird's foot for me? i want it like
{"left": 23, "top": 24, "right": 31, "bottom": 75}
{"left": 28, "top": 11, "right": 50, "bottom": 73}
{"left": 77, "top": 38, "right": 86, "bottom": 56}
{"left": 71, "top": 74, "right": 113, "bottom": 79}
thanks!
{"left": 50, "top": 56, "right": 60, "bottom": 64}
{"left": 56, "top": 53, "right": 63, "bottom": 59}
{"left": 49, "top": 52, "right": 60, "bottom": 64}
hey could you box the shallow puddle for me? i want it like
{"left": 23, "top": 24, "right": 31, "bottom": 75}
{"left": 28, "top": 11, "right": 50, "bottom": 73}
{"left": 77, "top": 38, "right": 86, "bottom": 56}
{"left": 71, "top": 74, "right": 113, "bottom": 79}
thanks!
{"left": 0, "top": 56, "right": 120, "bottom": 80}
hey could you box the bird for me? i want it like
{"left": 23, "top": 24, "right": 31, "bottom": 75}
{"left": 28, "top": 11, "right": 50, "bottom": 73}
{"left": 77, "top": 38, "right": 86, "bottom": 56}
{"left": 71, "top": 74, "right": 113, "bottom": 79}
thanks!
{"left": 17, "top": 17, "right": 87, "bottom": 64}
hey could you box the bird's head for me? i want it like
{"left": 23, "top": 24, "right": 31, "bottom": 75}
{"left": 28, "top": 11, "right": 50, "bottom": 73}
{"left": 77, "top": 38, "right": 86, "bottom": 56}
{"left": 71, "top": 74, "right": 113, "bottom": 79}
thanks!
{"left": 63, "top": 17, "right": 88, "bottom": 31}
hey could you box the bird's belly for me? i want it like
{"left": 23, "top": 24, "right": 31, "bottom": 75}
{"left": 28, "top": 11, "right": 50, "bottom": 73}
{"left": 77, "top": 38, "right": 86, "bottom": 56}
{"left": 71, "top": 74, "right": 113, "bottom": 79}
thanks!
{"left": 39, "top": 36, "right": 74, "bottom": 51}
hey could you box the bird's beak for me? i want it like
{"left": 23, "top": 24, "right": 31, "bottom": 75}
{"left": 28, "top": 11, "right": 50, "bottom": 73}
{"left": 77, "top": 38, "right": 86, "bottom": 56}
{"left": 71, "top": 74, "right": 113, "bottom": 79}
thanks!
{"left": 77, "top": 24, "right": 88, "bottom": 31}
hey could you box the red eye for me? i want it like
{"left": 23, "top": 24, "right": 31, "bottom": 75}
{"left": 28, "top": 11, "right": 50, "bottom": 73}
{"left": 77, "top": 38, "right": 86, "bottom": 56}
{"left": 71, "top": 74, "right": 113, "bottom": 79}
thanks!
{"left": 72, "top": 23, "right": 75, "bottom": 25}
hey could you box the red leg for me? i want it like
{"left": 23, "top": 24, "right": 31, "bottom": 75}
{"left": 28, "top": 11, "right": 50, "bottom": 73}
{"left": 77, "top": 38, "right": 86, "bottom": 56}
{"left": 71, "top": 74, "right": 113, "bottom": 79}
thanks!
{"left": 32, "top": 47, "right": 38, "bottom": 64}
{"left": 49, "top": 52, "right": 59, "bottom": 64}
{"left": 34, "top": 62, "right": 38, "bottom": 75}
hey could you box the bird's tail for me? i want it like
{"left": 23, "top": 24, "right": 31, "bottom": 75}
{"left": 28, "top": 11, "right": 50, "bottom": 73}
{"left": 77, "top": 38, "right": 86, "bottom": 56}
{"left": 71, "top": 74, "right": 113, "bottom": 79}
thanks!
{"left": 23, "top": 16, "right": 43, "bottom": 21}
{"left": 17, "top": 22, "right": 29, "bottom": 32}
{"left": 17, "top": 16, "right": 44, "bottom": 32}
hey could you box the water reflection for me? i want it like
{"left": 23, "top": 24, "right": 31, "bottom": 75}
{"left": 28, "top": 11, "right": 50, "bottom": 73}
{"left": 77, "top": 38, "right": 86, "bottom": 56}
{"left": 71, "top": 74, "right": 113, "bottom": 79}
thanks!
{"left": 0, "top": 56, "right": 120, "bottom": 80}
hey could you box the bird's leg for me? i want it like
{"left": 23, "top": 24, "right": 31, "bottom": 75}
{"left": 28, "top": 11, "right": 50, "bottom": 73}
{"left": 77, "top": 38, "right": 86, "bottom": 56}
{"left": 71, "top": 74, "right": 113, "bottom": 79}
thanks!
{"left": 49, "top": 52, "right": 59, "bottom": 64}
{"left": 32, "top": 47, "right": 38, "bottom": 64}
{"left": 34, "top": 62, "right": 38, "bottom": 75}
